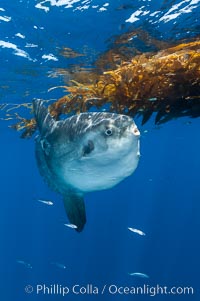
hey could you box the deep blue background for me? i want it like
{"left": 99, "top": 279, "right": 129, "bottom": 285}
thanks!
{"left": 0, "top": 1, "right": 200, "bottom": 300}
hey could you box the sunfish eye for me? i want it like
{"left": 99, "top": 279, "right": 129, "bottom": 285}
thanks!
{"left": 105, "top": 128, "right": 112, "bottom": 136}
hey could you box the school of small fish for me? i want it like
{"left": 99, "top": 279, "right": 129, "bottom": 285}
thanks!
{"left": 33, "top": 199, "right": 148, "bottom": 277}
{"left": 127, "top": 227, "right": 148, "bottom": 278}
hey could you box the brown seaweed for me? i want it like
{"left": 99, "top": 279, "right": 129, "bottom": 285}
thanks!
{"left": 2, "top": 39, "right": 199, "bottom": 138}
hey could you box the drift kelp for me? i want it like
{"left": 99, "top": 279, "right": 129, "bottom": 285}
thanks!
{"left": 2, "top": 39, "right": 200, "bottom": 138}
{"left": 49, "top": 40, "right": 200, "bottom": 124}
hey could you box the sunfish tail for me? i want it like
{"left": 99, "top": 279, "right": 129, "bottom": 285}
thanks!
{"left": 63, "top": 192, "right": 86, "bottom": 232}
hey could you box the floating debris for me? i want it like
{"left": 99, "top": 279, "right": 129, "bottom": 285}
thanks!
{"left": 37, "top": 199, "right": 54, "bottom": 206}
{"left": 128, "top": 272, "right": 149, "bottom": 278}
{"left": 64, "top": 223, "right": 78, "bottom": 229}
{"left": 51, "top": 262, "right": 67, "bottom": 269}
{"left": 2, "top": 38, "right": 200, "bottom": 138}
{"left": 128, "top": 227, "right": 146, "bottom": 236}
{"left": 17, "top": 260, "right": 32, "bottom": 269}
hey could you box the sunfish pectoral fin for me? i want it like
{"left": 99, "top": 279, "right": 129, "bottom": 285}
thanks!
{"left": 63, "top": 192, "right": 86, "bottom": 232}
{"left": 33, "top": 99, "right": 55, "bottom": 135}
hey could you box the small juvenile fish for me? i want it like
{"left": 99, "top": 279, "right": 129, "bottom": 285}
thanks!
{"left": 128, "top": 227, "right": 146, "bottom": 236}
{"left": 64, "top": 223, "right": 78, "bottom": 229}
{"left": 128, "top": 272, "right": 149, "bottom": 278}
{"left": 51, "top": 262, "right": 66, "bottom": 269}
{"left": 17, "top": 260, "right": 32, "bottom": 269}
{"left": 37, "top": 199, "right": 54, "bottom": 206}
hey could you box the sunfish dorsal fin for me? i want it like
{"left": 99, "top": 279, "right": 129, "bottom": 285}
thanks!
{"left": 33, "top": 100, "right": 55, "bottom": 136}
{"left": 63, "top": 193, "right": 86, "bottom": 232}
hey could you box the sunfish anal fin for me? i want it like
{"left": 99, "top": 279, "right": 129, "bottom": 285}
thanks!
{"left": 63, "top": 193, "right": 86, "bottom": 232}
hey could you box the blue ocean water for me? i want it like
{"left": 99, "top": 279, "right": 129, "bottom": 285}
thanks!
{"left": 0, "top": 1, "right": 200, "bottom": 300}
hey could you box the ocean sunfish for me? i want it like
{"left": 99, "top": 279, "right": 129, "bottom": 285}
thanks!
{"left": 33, "top": 100, "right": 140, "bottom": 232}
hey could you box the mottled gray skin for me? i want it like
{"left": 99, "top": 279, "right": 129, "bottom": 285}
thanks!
{"left": 33, "top": 100, "right": 140, "bottom": 232}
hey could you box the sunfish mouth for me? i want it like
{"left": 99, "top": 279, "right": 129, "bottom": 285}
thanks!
{"left": 128, "top": 124, "right": 140, "bottom": 158}
{"left": 128, "top": 124, "right": 140, "bottom": 137}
